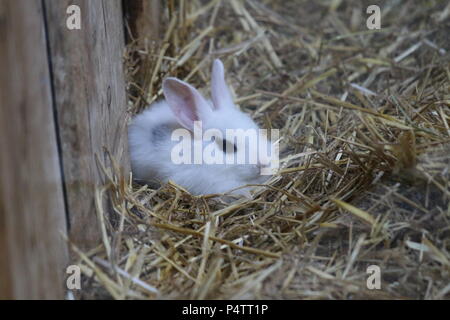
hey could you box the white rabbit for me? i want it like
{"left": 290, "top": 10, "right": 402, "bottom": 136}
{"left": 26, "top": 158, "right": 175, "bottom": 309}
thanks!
{"left": 128, "top": 59, "right": 275, "bottom": 197}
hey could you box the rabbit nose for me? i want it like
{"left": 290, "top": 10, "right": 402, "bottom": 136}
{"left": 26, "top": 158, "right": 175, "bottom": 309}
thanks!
{"left": 257, "top": 160, "right": 273, "bottom": 175}
{"left": 257, "top": 158, "right": 271, "bottom": 168}
{"left": 256, "top": 162, "right": 270, "bottom": 171}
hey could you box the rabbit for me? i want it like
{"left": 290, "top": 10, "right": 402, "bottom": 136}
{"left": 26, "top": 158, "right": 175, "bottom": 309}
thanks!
{"left": 128, "top": 59, "right": 276, "bottom": 198}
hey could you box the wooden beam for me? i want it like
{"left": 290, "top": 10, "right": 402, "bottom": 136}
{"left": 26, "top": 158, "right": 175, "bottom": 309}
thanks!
{"left": 0, "top": 0, "right": 68, "bottom": 299}
{"left": 43, "top": 0, "right": 130, "bottom": 250}
{"left": 123, "top": 0, "right": 161, "bottom": 44}
{"left": 122, "top": 0, "right": 161, "bottom": 104}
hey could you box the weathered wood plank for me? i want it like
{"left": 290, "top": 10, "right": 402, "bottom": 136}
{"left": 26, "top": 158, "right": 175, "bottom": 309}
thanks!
{"left": 0, "top": 0, "right": 68, "bottom": 299}
{"left": 124, "top": 0, "right": 161, "bottom": 44}
{"left": 43, "top": 0, "right": 130, "bottom": 250}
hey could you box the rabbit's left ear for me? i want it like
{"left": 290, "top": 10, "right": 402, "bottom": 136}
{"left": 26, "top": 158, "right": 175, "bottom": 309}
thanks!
{"left": 211, "top": 59, "right": 234, "bottom": 110}
{"left": 163, "top": 77, "right": 212, "bottom": 131}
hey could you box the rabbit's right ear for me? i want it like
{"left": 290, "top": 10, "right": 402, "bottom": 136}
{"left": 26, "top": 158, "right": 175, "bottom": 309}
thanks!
{"left": 211, "top": 59, "right": 234, "bottom": 110}
{"left": 163, "top": 78, "right": 212, "bottom": 131}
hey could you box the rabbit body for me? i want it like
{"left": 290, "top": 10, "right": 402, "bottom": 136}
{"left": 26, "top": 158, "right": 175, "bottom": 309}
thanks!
{"left": 128, "top": 59, "right": 272, "bottom": 196}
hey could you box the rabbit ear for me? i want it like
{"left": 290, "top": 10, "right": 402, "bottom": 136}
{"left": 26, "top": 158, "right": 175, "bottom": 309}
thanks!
{"left": 163, "top": 77, "right": 211, "bottom": 131}
{"left": 211, "top": 59, "right": 234, "bottom": 110}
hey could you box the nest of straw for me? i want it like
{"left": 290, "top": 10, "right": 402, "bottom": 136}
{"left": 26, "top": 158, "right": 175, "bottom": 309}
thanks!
{"left": 75, "top": 0, "right": 450, "bottom": 299}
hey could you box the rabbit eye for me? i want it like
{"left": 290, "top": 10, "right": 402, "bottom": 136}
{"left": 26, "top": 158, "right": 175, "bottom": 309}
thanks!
{"left": 218, "top": 139, "right": 237, "bottom": 153}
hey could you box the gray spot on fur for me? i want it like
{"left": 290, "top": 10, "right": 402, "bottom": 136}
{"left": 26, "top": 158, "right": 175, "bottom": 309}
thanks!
{"left": 152, "top": 125, "right": 170, "bottom": 140}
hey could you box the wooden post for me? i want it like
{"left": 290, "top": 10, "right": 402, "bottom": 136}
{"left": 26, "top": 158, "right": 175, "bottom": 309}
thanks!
{"left": 123, "top": 0, "right": 161, "bottom": 44}
{"left": 0, "top": 0, "right": 68, "bottom": 299}
{"left": 123, "top": 0, "right": 161, "bottom": 105}
{"left": 44, "top": 0, "right": 130, "bottom": 250}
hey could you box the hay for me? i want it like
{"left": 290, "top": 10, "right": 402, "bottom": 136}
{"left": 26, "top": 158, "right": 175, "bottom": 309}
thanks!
{"left": 77, "top": 0, "right": 450, "bottom": 299}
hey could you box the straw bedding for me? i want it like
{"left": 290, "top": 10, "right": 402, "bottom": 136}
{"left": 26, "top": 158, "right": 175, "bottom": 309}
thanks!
{"left": 75, "top": 0, "right": 450, "bottom": 299}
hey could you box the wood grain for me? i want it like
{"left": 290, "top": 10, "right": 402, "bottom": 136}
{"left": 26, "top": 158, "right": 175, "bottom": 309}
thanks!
{"left": 124, "top": 0, "right": 161, "bottom": 44}
{"left": 44, "top": 0, "right": 130, "bottom": 250}
{"left": 0, "top": 0, "right": 68, "bottom": 299}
